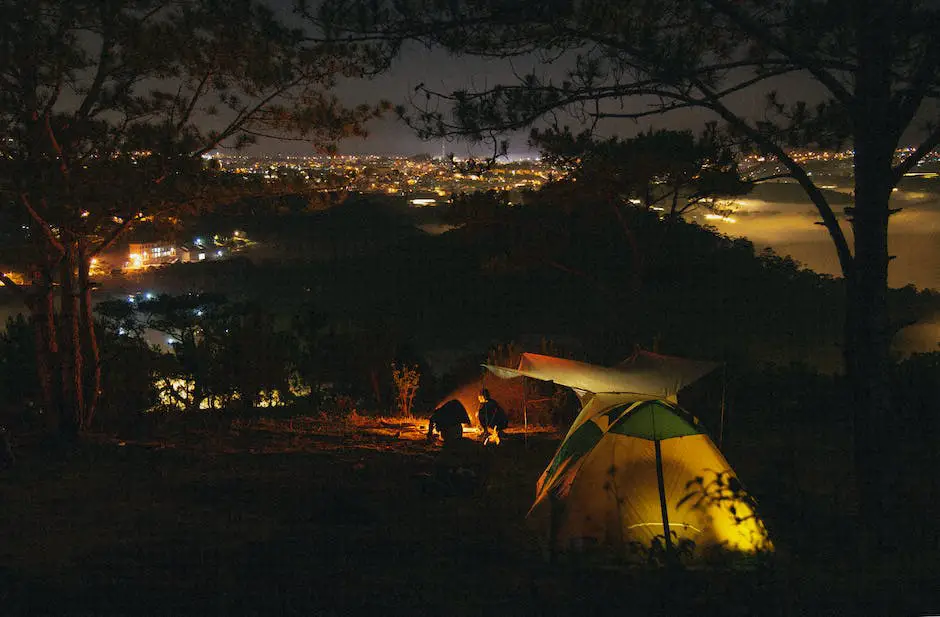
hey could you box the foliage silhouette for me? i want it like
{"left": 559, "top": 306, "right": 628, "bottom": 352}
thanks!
{"left": 0, "top": 0, "right": 387, "bottom": 437}
{"left": 532, "top": 125, "right": 752, "bottom": 220}
{"left": 314, "top": 0, "right": 940, "bottom": 548}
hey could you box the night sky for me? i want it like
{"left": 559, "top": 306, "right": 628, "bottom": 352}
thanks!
{"left": 261, "top": 0, "right": 829, "bottom": 157}
{"left": 295, "top": 44, "right": 828, "bottom": 157}
{"left": 260, "top": 1, "right": 935, "bottom": 156}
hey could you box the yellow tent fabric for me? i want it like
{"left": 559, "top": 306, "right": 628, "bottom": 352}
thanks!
{"left": 483, "top": 352, "right": 771, "bottom": 564}
{"left": 530, "top": 429, "right": 771, "bottom": 561}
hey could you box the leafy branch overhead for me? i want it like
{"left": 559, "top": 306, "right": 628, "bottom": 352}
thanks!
{"left": 316, "top": 1, "right": 936, "bottom": 139}
{"left": 1, "top": 0, "right": 389, "bottom": 256}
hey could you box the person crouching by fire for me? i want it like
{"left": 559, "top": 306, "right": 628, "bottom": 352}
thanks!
{"left": 423, "top": 399, "right": 486, "bottom": 496}
{"left": 477, "top": 389, "right": 508, "bottom": 445}
{"left": 427, "top": 399, "right": 471, "bottom": 444}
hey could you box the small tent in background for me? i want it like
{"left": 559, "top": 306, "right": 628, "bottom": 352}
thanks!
{"left": 433, "top": 373, "right": 524, "bottom": 428}
{"left": 483, "top": 352, "right": 772, "bottom": 565}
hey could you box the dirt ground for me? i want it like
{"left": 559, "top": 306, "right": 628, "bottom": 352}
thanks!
{"left": 0, "top": 416, "right": 937, "bottom": 616}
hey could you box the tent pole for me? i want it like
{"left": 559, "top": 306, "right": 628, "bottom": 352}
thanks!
{"left": 481, "top": 365, "right": 487, "bottom": 434}
{"left": 548, "top": 491, "right": 560, "bottom": 563}
{"left": 719, "top": 363, "right": 727, "bottom": 448}
{"left": 654, "top": 439, "right": 676, "bottom": 566}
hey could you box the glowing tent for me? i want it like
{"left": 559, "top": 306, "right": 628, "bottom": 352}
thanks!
{"left": 483, "top": 352, "right": 771, "bottom": 564}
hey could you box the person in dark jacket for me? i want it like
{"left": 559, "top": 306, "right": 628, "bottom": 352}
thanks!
{"left": 427, "top": 399, "right": 471, "bottom": 443}
{"left": 477, "top": 388, "right": 508, "bottom": 444}
{"left": 423, "top": 401, "right": 485, "bottom": 496}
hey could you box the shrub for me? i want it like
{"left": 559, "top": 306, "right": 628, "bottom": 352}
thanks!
{"left": 391, "top": 362, "right": 420, "bottom": 417}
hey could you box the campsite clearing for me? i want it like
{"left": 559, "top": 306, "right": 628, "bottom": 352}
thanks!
{"left": 0, "top": 415, "right": 937, "bottom": 616}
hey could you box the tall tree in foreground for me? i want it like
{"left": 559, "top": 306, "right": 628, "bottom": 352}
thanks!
{"left": 0, "top": 0, "right": 384, "bottom": 437}
{"left": 311, "top": 0, "right": 940, "bottom": 547}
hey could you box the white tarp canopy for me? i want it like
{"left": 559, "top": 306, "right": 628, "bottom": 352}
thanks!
{"left": 482, "top": 350, "right": 719, "bottom": 403}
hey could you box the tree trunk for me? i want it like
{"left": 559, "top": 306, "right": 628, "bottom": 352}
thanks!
{"left": 370, "top": 368, "right": 382, "bottom": 406}
{"left": 27, "top": 278, "right": 59, "bottom": 430}
{"left": 78, "top": 245, "right": 101, "bottom": 429}
{"left": 58, "top": 246, "right": 85, "bottom": 438}
{"left": 610, "top": 201, "right": 643, "bottom": 294}
{"left": 849, "top": 3, "right": 900, "bottom": 550}
{"left": 846, "top": 149, "right": 896, "bottom": 549}
{"left": 669, "top": 184, "right": 680, "bottom": 218}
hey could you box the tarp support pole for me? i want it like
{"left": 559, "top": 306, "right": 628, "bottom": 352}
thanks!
{"left": 481, "top": 364, "right": 489, "bottom": 437}
{"left": 523, "top": 376, "right": 528, "bottom": 448}
{"left": 654, "top": 439, "right": 676, "bottom": 566}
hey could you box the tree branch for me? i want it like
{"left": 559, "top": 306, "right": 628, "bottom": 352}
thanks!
{"left": 44, "top": 111, "right": 70, "bottom": 179}
{"left": 90, "top": 212, "right": 144, "bottom": 257}
{"left": 41, "top": 71, "right": 66, "bottom": 119}
{"left": 704, "top": 0, "right": 855, "bottom": 104}
{"left": 177, "top": 71, "right": 213, "bottom": 131}
{"left": 21, "top": 193, "right": 65, "bottom": 254}
{"left": 689, "top": 79, "right": 854, "bottom": 276}
{"left": 76, "top": 22, "right": 115, "bottom": 120}
{"left": 191, "top": 78, "right": 306, "bottom": 158}
{"left": 892, "top": 121, "right": 940, "bottom": 183}
{"left": 590, "top": 66, "right": 796, "bottom": 121}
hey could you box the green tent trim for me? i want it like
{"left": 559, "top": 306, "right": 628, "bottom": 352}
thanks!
{"left": 541, "top": 420, "right": 603, "bottom": 486}
{"left": 608, "top": 400, "right": 704, "bottom": 441}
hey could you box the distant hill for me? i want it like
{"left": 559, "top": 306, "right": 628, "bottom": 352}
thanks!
{"left": 197, "top": 194, "right": 425, "bottom": 262}
{"left": 139, "top": 193, "right": 939, "bottom": 373}
{"left": 749, "top": 181, "right": 853, "bottom": 205}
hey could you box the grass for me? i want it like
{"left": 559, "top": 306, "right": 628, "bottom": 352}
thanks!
{"left": 0, "top": 415, "right": 937, "bottom": 616}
